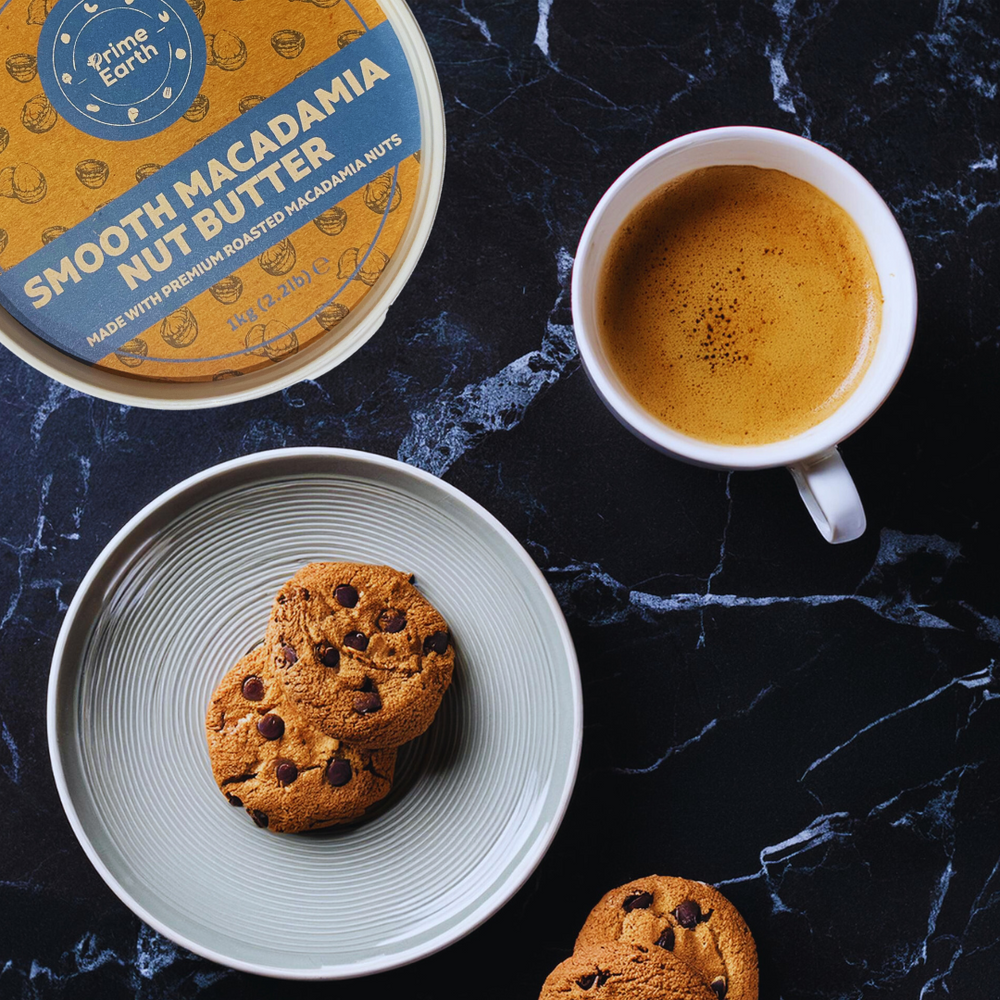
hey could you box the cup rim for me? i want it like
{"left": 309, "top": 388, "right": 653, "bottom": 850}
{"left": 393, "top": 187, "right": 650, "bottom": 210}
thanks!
{"left": 571, "top": 126, "right": 918, "bottom": 471}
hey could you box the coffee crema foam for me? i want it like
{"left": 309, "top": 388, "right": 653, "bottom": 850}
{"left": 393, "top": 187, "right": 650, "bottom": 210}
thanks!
{"left": 597, "top": 165, "right": 882, "bottom": 446}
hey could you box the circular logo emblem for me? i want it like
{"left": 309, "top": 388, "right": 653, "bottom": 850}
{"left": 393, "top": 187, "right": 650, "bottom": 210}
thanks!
{"left": 37, "top": 0, "right": 206, "bottom": 141}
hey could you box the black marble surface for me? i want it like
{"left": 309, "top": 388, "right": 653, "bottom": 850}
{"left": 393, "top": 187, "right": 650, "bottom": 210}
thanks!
{"left": 2, "top": 0, "right": 999, "bottom": 997}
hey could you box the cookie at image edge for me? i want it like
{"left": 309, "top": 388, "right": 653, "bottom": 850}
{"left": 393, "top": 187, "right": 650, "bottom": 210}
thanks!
{"left": 205, "top": 649, "right": 396, "bottom": 833}
{"left": 539, "top": 942, "right": 718, "bottom": 1000}
{"left": 574, "top": 875, "right": 758, "bottom": 1000}
{"left": 264, "top": 562, "right": 455, "bottom": 748}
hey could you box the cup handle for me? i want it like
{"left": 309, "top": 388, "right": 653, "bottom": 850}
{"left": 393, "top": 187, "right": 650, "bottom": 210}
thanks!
{"left": 788, "top": 447, "right": 866, "bottom": 544}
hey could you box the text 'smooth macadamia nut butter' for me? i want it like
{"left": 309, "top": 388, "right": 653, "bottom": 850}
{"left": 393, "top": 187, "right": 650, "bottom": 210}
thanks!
{"left": 0, "top": 0, "right": 445, "bottom": 407}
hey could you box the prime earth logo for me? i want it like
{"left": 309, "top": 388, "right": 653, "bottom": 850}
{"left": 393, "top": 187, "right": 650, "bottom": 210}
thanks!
{"left": 38, "top": 0, "right": 206, "bottom": 140}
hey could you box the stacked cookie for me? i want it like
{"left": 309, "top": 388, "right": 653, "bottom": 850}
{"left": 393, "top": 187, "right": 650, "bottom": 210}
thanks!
{"left": 539, "top": 876, "right": 758, "bottom": 1000}
{"left": 205, "top": 562, "right": 455, "bottom": 833}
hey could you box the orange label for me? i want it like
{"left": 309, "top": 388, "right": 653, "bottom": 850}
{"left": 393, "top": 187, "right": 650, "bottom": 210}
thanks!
{"left": 0, "top": 0, "right": 422, "bottom": 382}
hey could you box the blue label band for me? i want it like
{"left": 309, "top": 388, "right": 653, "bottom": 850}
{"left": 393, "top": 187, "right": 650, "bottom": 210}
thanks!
{"left": 0, "top": 21, "right": 420, "bottom": 364}
{"left": 38, "top": 0, "right": 207, "bottom": 141}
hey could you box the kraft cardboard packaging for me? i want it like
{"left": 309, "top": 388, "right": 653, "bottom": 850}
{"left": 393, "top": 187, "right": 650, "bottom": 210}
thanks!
{"left": 0, "top": 0, "right": 444, "bottom": 406}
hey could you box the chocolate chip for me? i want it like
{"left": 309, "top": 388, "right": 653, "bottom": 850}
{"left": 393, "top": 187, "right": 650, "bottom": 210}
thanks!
{"left": 576, "top": 975, "right": 597, "bottom": 990}
{"left": 423, "top": 631, "right": 449, "bottom": 654}
{"left": 335, "top": 584, "right": 358, "bottom": 607}
{"left": 596, "top": 973, "right": 610, "bottom": 987}
{"left": 344, "top": 631, "right": 368, "bottom": 651}
{"left": 673, "top": 900, "right": 708, "bottom": 929}
{"left": 622, "top": 891, "right": 653, "bottom": 912}
{"left": 654, "top": 927, "right": 675, "bottom": 951}
{"left": 353, "top": 691, "right": 382, "bottom": 714}
{"left": 248, "top": 809, "right": 268, "bottom": 828}
{"left": 241, "top": 675, "right": 265, "bottom": 701}
{"left": 257, "top": 714, "right": 284, "bottom": 740}
{"left": 225, "top": 793, "right": 243, "bottom": 807}
{"left": 301, "top": 588, "right": 310, "bottom": 601}
{"left": 319, "top": 645, "right": 340, "bottom": 668}
{"left": 327, "top": 758, "right": 352, "bottom": 786}
{"left": 275, "top": 760, "right": 298, "bottom": 786}
{"left": 277, "top": 593, "right": 286, "bottom": 604}
{"left": 711, "top": 977, "right": 727, "bottom": 999}
{"left": 281, "top": 644, "right": 297, "bottom": 665}
{"left": 378, "top": 610, "right": 406, "bottom": 633}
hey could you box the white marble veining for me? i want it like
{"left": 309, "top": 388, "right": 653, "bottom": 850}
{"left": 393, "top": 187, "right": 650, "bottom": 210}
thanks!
{"left": 0, "top": 0, "right": 997, "bottom": 995}
{"left": 398, "top": 248, "right": 577, "bottom": 475}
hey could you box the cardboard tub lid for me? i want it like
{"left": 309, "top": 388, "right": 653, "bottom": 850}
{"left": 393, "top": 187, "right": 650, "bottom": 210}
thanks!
{"left": 0, "top": 0, "right": 445, "bottom": 407}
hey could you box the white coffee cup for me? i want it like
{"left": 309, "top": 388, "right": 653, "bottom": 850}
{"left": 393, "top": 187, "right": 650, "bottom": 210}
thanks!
{"left": 571, "top": 126, "right": 917, "bottom": 544}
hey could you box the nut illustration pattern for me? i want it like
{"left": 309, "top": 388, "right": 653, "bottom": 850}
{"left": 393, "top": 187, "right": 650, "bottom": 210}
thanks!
{"left": 337, "top": 29, "right": 364, "bottom": 49}
{"left": 364, "top": 171, "right": 401, "bottom": 214}
{"left": 314, "top": 206, "right": 348, "bottom": 236}
{"left": 115, "top": 338, "right": 148, "bottom": 368}
{"left": 271, "top": 29, "right": 306, "bottom": 59}
{"left": 244, "top": 321, "right": 299, "bottom": 361}
{"left": 21, "top": 94, "right": 57, "bottom": 134}
{"left": 134, "top": 163, "right": 162, "bottom": 182}
{"left": 40, "top": 225, "right": 67, "bottom": 245}
{"left": 6, "top": 53, "right": 37, "bottom": 83}
{"left": 0, "top": 126, "right": 9, "bottom": 153}
{"left": 317, "top": 303, "right": 349, "bottom": 330}
{"left": 0, "top": 163, "right": 47, "bottom": 204}
{"left": 338, "top": 245, "right": 389, "bottom": 286}
{"left": 210, "top": 275, "right": 244, "bottom": 305}
{"left": 159, "top": 307, "right": 199, "bottom": 349}
{"left": 183, "top": 94, "right": 211, "bottom": 123}
{"left": 26, "top": 0, "right": 54, "bottom": 26}
{"left": 75, "top": 159, "right": 110, "bottom": 189}
{"left": 258, "top": 239, "right": 296, "bottom": 276}
{"left": 208, "top": 31, "right": 248, "bottom": 72}
{"left": 238, "top": 94, "right": 267, "bottom": 114}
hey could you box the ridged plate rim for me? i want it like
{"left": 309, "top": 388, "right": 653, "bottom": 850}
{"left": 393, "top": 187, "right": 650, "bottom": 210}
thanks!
{"left": 47, "top": 447, "right": 582, "bottom": 979}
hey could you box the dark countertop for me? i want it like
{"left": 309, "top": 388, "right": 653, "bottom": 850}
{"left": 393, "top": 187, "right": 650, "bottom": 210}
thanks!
{"left": 2, "top": 1, "right": 998, "bottom": 997}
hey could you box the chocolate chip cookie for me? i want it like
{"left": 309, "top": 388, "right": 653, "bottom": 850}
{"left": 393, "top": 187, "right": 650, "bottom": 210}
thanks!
{"left": 264, "top": 562, "right": 455, "bottom": 749}
{"left": 205, "top": 648, "right": 396, "bottom": 833}
{"left": 574, "top": 876, "right": 758, "bottom": 1000}
{"left": 539, "top": 942, "right": 718, "bottom": 1000}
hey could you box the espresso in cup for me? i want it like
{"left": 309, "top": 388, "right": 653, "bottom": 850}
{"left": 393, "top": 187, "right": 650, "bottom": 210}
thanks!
{"left": 597, "top": 165, "right": 882, "bottom": 446}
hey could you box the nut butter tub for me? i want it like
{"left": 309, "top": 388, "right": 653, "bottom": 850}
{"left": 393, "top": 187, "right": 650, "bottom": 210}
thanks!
{"left": 0, "top": 0, "right": 444, "bottom": 407}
